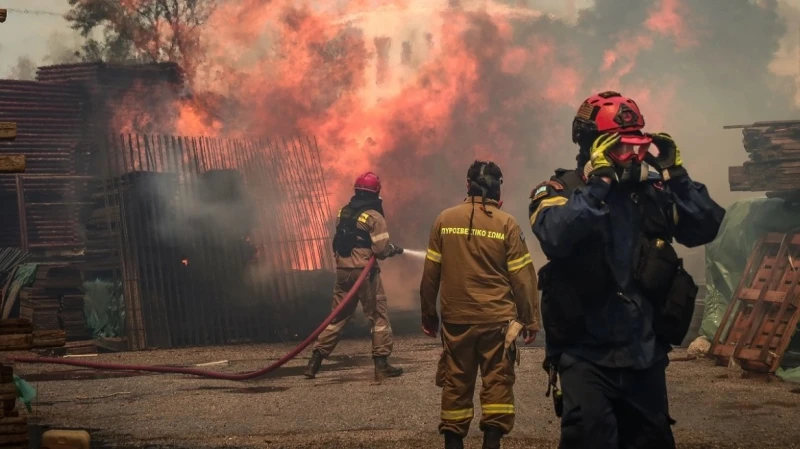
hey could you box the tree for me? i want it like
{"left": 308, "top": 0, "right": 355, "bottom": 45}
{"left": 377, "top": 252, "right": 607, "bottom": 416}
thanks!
{"left": 65, "top": 0, "right": 219, "bottom": 73}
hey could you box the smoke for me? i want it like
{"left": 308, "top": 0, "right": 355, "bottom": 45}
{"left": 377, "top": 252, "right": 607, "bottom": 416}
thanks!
{"left": 8, "top": 56, "right": 36, "bottom": 80}
{"left": 107, "top": 0, "right": 800, "bottom": 308}
{"left": 4, "top": 30, "right": 82, "bottom": 80}
{"left": 42, "top": 31, "right": 83, "bottom": 65}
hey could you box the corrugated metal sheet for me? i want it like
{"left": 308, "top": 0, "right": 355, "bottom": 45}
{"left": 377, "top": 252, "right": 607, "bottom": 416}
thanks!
{"left": 0, "top": 80, "right": 88, "bottom": 249}
{"left": 0, "top": 80, "right": 86, "bottom": 176}
{"left": 37, "top": 62, "right": 184, "bottom": 177}
{"left": 0, "top": 62, "right": 183, "bottom": 252}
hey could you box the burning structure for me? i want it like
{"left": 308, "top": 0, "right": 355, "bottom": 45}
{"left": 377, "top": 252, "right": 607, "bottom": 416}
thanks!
{"left": 0, "top": 62, "right": 335, "bottom": 350}
{"left": 0, "top": 0, "right": 797, "bottom": 352}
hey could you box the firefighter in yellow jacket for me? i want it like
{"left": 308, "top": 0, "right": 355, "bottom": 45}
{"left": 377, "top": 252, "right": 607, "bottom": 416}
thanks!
{"left": 419, "top": 160, "right": 540, "bottom": 449}
{"left": 305, "top": 171, "right": 404, "bottom": 381}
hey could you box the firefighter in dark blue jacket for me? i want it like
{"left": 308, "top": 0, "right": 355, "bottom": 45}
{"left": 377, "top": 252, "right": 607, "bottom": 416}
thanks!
{"left": 528, "top": 91, "right": 725, "bottom": 449}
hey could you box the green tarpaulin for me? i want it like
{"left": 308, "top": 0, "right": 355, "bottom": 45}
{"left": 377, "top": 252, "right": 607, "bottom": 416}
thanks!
{"left": 13, "top": 375, "right": 35, "bottom": 412}
{"left": 83, "top": 279, "right": 125, "bottom": 339}
{"left": 1, "top": 263, "right": 38, "bottom": 316}
{"left": 702, "top": 197, "right": 800, "bottom": 382}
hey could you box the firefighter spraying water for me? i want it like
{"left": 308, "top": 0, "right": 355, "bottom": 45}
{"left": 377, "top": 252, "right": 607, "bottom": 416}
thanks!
{"left": 304, "top": 171, "right": 406, "bottom": 381}
{"left": 401, "top": 249, "right": 427, "bottom": 259}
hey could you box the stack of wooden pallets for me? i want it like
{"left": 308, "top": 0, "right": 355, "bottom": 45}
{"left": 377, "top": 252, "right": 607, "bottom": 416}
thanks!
{"left": 0, "top": 364, "right": 28, "bottom": 449}
{"left": 710, "top": 233, "right": 800, "bottom": 373}
{"left": 18, "top": 265, "right": 87, "bottom": 343}
{"left": 0, "top": 318, "right": 64, "bottom": 351}
{"left": 727, "top": 120, "right": 800, "bottom": 193}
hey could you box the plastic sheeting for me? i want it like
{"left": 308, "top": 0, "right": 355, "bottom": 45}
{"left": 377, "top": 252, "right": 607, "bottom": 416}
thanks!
{"left": 13, "top": 374, "right": 35, "bottom": 412}
{"left": 0, "top": 263, "right": 38, "bottom": 318}
{"left": 702, "top": 197, "right": 800, "bottom": 382}
{"left": 83, "top": 279, "right": 125, "bottom": 339}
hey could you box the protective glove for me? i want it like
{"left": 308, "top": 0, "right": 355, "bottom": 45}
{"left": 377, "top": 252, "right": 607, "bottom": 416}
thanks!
{"left": 387, "top": 244, "right": 403, "bottom": 257}
{"left": 646, "top": 132, "right": 687, "bottom": 180}
{"left": 422, "top": 315, "right": 439, "bottom": 338}
{"left": 588, "top": 133, "right": 621, "bottom": 182}
{"left": 521, "top": 326, "right": 537, "bottom": 345}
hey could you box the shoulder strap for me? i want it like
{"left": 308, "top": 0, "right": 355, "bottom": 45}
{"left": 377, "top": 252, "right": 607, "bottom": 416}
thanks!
{"left": 353, "top": 206, "right": 374, "bottom": 223}
{"left": 338, "top": 204, "right": 357, "bottom": 221}
{"left": 339, "top": 204, "right": 374, "bottom": 236}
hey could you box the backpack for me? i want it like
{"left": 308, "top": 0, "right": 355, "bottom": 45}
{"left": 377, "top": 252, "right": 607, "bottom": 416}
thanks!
{"left": 332, "top": 205, "right": 374, "bottom": 258}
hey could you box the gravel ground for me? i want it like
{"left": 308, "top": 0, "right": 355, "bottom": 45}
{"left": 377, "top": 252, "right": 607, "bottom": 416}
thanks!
{"left": 9, "top": 335, "right": 800, "bottom": 449}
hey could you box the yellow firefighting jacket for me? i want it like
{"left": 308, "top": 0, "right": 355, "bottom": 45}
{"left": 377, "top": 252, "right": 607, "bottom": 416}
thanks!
{"left": 420, "top": 197, "right": 540, "bottom": 328}
{"left": 334, "top": 208, "right": 393, "bottom": 269}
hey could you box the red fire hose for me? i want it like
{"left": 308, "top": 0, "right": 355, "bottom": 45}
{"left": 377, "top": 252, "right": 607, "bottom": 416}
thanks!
{"left": 5, "top": 257, "right": 376, "bottom": 381}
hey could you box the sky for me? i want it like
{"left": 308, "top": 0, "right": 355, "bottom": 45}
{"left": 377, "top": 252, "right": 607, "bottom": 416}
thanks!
{"left": 0, "top": 1, "right": 73, "bottom": 74}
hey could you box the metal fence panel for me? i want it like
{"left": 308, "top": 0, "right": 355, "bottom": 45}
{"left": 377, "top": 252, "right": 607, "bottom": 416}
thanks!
{"left": 90, "top": 134, "right": 334, "bottom": 349}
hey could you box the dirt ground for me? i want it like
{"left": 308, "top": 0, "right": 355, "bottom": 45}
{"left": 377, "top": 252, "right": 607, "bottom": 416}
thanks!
{"left": 9, "top": 335, "right": 800, "bottom": 449}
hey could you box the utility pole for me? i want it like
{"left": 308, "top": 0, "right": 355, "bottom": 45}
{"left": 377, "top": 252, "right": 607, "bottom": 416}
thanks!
{"left": 0, "top": 8, "right": 29, "bottom": 173}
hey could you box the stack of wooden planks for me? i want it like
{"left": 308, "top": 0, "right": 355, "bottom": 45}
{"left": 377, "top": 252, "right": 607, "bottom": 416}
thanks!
{"left": 0, "top": 364, "right": 28, "bottom": 449}
{"left": 727, "top": 120, "right": 800, "bottom": 192}
{"left": 18, "top": 265, "right": 88, "bottom": 342}
{"left": 0, "top": 320, "right": 32, "bottom": 351}
{"left": 0, "top": 318, "right": 64, "bottom": 351}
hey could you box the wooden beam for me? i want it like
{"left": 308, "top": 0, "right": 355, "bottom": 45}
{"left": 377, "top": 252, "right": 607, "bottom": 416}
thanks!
{"left": 0, "top": 122, "right": 16, "bottom": 140}
{"left": 723, "top": 120, "right": 800, "bottom": 129}
{"left": 0, "top": 123, "right": 25, "bottom": 173}
{"left": 0, "top": 155, "right": 25, "bottom": 173}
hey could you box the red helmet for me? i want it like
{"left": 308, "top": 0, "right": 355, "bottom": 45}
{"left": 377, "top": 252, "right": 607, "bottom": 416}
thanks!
{"left": 354, "top": 171, "right": 381, "bottom": 194}
{"left": 572, "top": 91, "right": 646, "bottom": 144}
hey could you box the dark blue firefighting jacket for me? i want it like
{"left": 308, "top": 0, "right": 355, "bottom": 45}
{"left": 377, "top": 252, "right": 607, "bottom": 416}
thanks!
{"left": 529, "top": 170, "right": 725, "bottom": 370}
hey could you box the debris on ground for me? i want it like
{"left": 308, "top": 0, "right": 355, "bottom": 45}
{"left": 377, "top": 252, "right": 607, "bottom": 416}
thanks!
{"left": 12, "top": 335, "right": 800, "bottom": 448}
{"left": 688, "top": 336, "right": 711, "bottom": 357}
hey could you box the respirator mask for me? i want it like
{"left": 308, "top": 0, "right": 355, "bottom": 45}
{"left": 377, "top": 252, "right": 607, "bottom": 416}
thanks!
{"left": 600, "top": 134, "right": 655, "bottom": 183}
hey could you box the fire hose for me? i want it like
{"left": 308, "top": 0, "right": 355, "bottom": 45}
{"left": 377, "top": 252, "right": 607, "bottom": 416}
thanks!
{"left": 4, "top": 257, "right": 376, "bottom": 381}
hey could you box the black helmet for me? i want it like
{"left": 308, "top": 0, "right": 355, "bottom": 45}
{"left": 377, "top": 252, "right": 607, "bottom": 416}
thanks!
{"left": 466, "top": 160, "right": 503, "bottom": 198}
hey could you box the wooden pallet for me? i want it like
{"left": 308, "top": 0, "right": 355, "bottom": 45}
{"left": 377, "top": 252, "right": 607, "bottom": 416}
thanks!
{"left": 710, "top": 233, "right": 800, "bottom": 373}
{"left": 0, "top": 364, "right": 28, "bottom": 449}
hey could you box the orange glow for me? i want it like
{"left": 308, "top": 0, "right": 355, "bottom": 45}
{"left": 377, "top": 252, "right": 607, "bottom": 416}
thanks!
{"left": 105, "top": 0, "right": 702, "bottom": 272}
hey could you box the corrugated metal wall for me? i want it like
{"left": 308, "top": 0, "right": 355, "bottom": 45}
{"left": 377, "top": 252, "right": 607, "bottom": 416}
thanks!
{"left": 0, "top": 62, "right": 184, "bottom": 255}
{"left": 0, "top": 80, "right": 88, "bottom": 250}
{"left": 0, "top": 62, "right": 338, "bottom": 349}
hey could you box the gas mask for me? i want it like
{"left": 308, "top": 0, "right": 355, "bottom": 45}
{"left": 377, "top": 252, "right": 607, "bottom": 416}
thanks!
{"left": 594, "top": 135, "right": 654, "bottom": 183}
{"left": 584, "top": 144, "right": 654, "bottom": 183}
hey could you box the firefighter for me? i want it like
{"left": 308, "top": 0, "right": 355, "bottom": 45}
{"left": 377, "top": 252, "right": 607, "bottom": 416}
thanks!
{"left": 304, "top": 171, "right": 404, "bottom": 381}
{"left": 528, "top": 91, "right": 725, "bottom": 449}
{"left": 420, "top": 160, "right": 540, "bottom": 449}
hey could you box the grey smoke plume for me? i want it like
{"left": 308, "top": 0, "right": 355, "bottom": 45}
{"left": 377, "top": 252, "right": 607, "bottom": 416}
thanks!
{"left": 99, "top": 0, "right": 800, "bottom": 308}
{"left": 369, "top": 0, "right": 799, "bottom": 297}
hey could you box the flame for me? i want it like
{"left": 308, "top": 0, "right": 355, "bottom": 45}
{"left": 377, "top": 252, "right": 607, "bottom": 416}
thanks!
{"left": 181, "top": 259, "right": 189, "bottom": 266}
{"left": 107, "top": 0, "right": 704, "bottom": 274}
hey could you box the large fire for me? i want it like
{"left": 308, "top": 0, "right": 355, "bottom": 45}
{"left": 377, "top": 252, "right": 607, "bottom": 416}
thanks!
{"left": 169, "top": 0, "right": 694, "bottom": 271}
{"left": 105, "top": 0, "right": 800, "bottom": 297}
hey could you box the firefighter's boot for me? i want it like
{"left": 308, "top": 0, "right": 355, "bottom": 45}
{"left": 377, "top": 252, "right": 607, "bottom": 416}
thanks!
{"left": 482, "top": 426, "right": 503, "bottom": 449}
{"left": 444, "top": 431, "right": 464, "bottom": 449}
{"left": 304, "top": 350, "right": 323, "bottom": 379}
{"left": 373, "top": 356, "right": 403, "bottom": 380}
